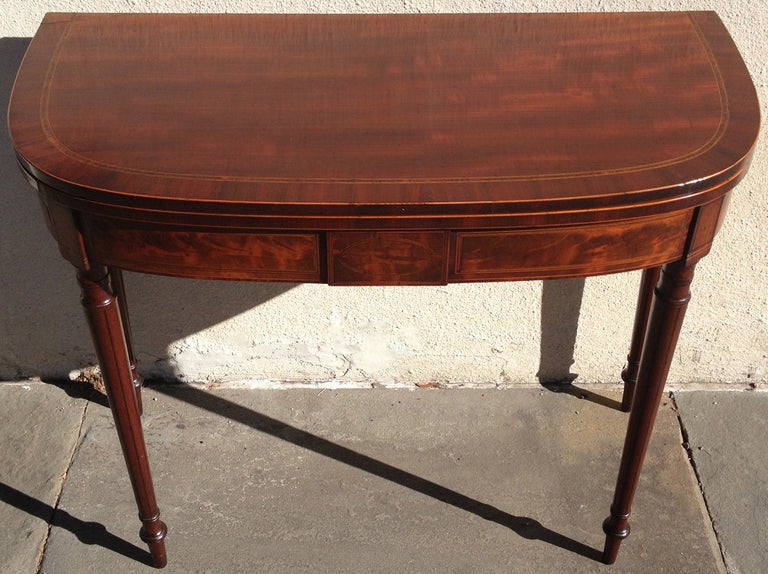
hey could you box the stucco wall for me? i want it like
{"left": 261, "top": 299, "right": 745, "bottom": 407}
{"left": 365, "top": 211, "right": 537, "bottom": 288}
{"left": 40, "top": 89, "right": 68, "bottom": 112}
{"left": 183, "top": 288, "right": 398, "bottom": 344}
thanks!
{"left": 1, "top": 1, "right": 766, "bottom": 388}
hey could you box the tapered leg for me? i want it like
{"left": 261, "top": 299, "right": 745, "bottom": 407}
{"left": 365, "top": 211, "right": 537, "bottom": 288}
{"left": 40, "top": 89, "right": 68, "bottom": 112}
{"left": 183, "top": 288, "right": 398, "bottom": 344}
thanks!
{"left": 110, "top": 267, "right": 144, "bottom": 415}
{"left": 602, "top": 259, "right": 695, "bottom": 564}
{"left": 79, "top": 266, "right": 167, "bottom": 568}
{"left": 620, "top": 267, "right": 661, "bottom": 412}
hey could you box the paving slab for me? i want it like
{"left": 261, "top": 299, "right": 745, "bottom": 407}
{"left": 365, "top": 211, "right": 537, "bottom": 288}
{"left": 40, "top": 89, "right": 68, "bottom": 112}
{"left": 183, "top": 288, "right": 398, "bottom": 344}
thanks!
{"left": 0, "top": 382, "right": 88, "bottom": 574}
{"left": 38, "top": 386, "right": 722, "bottom": 573}
{"left": 675, "top": 390, "right": 768, "bottom": 574}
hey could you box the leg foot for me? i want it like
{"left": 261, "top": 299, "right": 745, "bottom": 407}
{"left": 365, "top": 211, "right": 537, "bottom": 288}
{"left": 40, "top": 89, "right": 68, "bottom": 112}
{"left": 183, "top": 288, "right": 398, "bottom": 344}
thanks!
{"left": 140, "top": 515, "right": 169, "bottom": 568}
{"left": 601, "top": 507, "right": 630, "bottom": 564}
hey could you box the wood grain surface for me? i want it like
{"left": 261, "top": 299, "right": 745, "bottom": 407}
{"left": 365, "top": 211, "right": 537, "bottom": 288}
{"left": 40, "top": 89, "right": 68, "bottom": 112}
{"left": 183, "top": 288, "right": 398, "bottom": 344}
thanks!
{"left": 9, "top": 12, "right": 759, "bottom": 225}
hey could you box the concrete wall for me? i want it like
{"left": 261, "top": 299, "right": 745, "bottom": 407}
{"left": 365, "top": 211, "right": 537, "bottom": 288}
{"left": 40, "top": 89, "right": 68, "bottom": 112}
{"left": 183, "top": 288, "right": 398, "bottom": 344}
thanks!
{"left": 1, "top": 1, "right": 765, "bottom": 388}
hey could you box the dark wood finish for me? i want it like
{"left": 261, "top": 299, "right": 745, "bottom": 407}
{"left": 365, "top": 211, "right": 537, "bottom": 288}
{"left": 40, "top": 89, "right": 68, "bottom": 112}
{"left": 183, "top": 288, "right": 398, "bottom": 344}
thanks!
{"left": 10, "top": 12, "right": 758, "bottom": 231}
{"left": 621, "top": 267, "right": 662, "bottom": 412}
{"left": 603, "top": 259, "right": 696, "bottom": 562}
{"left": 78, "top": 266, "right": 167, "bottom": 568}
{"left": 687, "top": 195, "right": 734, "bottom": 262}
{"left": 109, "top": 267, "right": 144, "bottom": 415}
{"left": 450, "top": 212, "right": 690, "bottom": 282}
{"left": 8, "top": 12, "right": 759, "bottom": 568}
{"left": 84, "top": 217, "right": 322, "bottom": 282}
{"left": 328, "top": 231, "right": 449, "bottom": 285}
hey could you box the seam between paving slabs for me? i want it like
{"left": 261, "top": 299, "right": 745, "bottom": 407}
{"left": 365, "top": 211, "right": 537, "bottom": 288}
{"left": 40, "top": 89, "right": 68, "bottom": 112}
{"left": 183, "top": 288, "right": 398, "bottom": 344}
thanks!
{"left": 670, "top": 392, "right": 729, "bottom": 573}
{"left": 36, "top": 400, "right": 91, "bottom": 574}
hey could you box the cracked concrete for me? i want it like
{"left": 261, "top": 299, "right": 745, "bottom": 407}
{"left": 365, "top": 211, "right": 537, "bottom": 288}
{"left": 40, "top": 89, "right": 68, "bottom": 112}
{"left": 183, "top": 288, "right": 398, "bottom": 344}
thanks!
{"left": 0, "top": 382, "right": 89, "bottom": 573}
{"left": 675, "top": 391, "right": 768, "bottom": 574}
{"left": 7, "top": 382, "right": 764, "bottom": 573}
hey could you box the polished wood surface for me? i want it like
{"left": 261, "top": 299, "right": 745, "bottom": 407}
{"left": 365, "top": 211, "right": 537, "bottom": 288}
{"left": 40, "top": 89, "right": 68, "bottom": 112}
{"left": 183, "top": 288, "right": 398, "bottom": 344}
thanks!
{"left": 10, "top": 13, "right": 757, "bottom": 225}
{"left": 8, "top": 12, "right": 759, "bottom": 568}
{"left": 621, "top": 267, "right": 662, "bottom": 412}
{"left": 78, "top": 266, "right": 167, "bottom": 567}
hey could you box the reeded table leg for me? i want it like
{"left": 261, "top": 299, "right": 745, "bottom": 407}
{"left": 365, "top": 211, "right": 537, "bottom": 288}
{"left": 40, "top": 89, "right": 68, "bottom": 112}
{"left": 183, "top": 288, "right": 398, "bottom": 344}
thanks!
{"left": 620, "top": 266, "right": 661, "bottom": 412}
{"left": 79, "top": 266, "right": 167, "bottom": 568}
{"left": 110, "top": 267, "right": 144, "bottom": 415}
{"left": 602, "top": 259, "right": 695, "bottom": 564}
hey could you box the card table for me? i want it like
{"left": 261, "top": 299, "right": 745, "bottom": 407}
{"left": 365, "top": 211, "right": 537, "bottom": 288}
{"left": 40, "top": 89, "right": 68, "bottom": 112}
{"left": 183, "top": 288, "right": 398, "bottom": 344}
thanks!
{"left": 8, "top": 12, "right": 759, "bottom": 567}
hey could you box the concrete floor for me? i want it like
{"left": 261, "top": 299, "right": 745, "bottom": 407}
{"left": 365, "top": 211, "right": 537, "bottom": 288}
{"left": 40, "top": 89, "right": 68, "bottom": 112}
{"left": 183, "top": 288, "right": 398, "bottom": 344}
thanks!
{"left": 1, "top": 382, "right": 765, "bottom": 573}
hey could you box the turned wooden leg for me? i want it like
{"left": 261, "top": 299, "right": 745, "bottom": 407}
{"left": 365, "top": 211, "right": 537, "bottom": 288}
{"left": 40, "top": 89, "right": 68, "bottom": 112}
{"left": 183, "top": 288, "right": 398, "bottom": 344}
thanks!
{"left": 109, "top": 267, "right": 144, "bottom": 416}
{"left": 602, "top": 259, "right": 695, "bottom": 564}
{"left": 79, "top": 266, "right": 167, "bottom": 568}
{"left": 620, "top": 267, "right": 661, "bottom": 412}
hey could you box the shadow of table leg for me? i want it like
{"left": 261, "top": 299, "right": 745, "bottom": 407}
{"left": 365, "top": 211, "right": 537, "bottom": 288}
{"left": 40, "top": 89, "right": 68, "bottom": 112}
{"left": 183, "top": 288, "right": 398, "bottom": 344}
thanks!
{"left": 0, "top": 482, "right": 153, "bottom": 565}
{"left": 152, "top": 384, "right": 603, "bottom": 562}
{"left": 538, "top": 278, "right": 585, "bottom": 385}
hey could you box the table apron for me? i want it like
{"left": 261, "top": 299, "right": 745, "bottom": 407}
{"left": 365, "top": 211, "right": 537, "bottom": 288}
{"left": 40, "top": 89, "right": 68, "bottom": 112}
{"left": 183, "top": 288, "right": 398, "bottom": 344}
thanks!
{"left": 41, "top": 198, "right": 729, "bottom": 285}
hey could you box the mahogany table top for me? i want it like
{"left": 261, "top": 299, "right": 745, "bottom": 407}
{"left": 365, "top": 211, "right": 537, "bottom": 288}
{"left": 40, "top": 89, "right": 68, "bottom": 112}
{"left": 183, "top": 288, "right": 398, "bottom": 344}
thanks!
{"left": 9, "top": 12, "right": 759, "bottom": 228}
